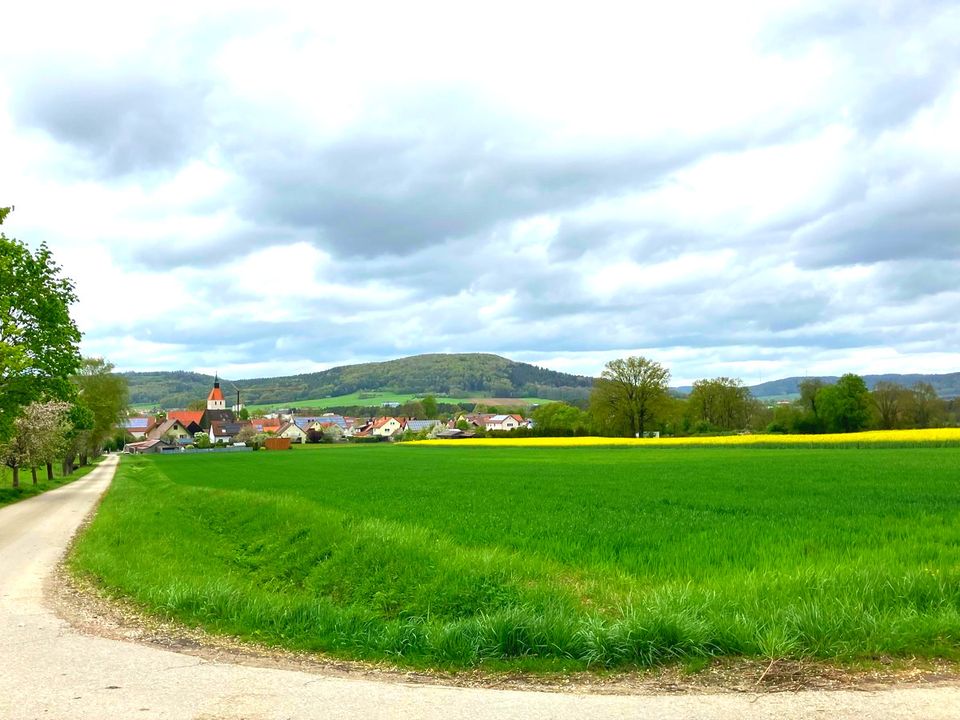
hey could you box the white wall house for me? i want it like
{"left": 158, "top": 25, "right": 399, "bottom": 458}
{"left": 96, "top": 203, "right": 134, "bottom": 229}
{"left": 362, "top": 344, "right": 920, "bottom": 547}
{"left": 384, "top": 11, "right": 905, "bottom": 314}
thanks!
{"left": 278, "top": 421, "right": 308, "bottom": 443}
{"left": 485, "top": 414, "right": 523, "bottom": 432}
{"left": 371, "top": 416, "right": 402, "bottom": 437}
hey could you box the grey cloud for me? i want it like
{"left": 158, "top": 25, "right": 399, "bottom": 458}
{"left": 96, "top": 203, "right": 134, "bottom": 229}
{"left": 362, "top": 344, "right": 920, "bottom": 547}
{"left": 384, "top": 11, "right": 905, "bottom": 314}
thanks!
{"left": 123, "top": 227, "right": 296, "bottom": 272}
{"left": 873, "top": 260, "right": 960, "bottom": 302}
{"left": 233, "top": 136, "right": 694, "bottom": 259}
{"left": 13, "top": 70, "right": 208, "bottom": 176}
{"left": 793, "top": 177, "right": 960, "bottom": 268}
{"left": 760, "top": 2, "right": 960, "bottom": 135}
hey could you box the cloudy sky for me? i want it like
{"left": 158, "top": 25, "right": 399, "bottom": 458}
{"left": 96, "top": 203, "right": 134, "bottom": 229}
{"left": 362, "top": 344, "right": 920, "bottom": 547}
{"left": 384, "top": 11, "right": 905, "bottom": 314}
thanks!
{"left": 2, "top": 1, "right": 958, "bottom": 384}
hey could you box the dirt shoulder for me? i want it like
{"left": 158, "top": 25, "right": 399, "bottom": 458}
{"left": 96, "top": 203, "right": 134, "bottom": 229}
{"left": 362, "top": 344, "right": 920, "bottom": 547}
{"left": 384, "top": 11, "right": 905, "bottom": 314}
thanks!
{"left": 49, "top": 559, "right": 960, "bottom": 697}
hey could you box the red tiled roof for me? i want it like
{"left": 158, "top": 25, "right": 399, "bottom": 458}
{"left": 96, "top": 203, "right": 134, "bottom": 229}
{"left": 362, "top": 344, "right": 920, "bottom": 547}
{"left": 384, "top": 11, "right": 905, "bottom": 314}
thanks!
{"left": 167, "top": 411, "right": 204, "bottom": 426}
{"left": 208, "top": 386, "right": 224, "bottom": 401}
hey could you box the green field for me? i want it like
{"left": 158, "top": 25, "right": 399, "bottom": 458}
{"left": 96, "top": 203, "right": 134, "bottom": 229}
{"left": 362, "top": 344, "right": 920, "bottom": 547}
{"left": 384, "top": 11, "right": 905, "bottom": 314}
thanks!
{"left": 70, "top": 445, "right": 960, "bottom": 671}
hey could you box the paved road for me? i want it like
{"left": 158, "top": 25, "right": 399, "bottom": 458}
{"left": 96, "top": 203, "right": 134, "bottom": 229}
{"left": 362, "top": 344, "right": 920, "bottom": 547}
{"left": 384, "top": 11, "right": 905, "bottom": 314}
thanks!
{"left": 1, "top": 456, "right": 958, "bottom": 719}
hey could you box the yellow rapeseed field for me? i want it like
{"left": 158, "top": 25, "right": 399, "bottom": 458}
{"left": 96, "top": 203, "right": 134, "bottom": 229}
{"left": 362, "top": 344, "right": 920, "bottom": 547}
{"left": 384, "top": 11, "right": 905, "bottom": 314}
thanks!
{"left": 415, "top": 427, "right": 960, "bottom": 447}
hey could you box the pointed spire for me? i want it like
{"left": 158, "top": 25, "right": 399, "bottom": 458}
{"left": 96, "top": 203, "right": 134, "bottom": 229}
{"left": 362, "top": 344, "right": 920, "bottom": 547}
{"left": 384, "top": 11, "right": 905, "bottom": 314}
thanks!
{"left": 214, "top": 372, "right": 220, "bottom": 389}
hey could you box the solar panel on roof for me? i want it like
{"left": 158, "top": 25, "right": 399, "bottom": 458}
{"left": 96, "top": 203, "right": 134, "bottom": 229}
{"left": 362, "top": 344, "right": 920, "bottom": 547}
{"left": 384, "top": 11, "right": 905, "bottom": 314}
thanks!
{"left": 124, "top": 418, "right": 150, "bottom": 429}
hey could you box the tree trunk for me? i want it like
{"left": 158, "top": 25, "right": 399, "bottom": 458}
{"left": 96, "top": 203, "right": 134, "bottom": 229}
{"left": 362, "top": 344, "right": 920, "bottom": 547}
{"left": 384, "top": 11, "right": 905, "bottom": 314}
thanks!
{"left": 46, "top": 462, "right": 53, "bottom": 481}
{"left": 31, "top": 467, "right": 38, "bottom": 485}
{"left": 12, "top": 466, "right": 19, "bottom": 489}
{"left": 79, "top": 453, "right": 88, "bottom": 466}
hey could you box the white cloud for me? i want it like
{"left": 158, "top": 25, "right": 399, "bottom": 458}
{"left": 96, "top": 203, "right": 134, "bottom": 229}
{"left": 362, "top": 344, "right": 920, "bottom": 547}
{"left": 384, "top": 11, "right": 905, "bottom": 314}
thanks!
{"left": 1, "top": 1, "right": 959, "bottom": 381}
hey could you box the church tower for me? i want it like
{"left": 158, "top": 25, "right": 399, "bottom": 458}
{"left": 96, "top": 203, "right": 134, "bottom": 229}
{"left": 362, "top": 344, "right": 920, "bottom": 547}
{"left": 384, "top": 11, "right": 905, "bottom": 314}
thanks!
{"left": 207, "top": 374, "right": 226, "bottom": 411}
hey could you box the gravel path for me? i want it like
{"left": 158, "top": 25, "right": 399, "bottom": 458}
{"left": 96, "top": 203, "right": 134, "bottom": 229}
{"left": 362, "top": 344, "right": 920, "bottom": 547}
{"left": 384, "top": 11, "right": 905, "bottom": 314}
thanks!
{"left": 1, "top": 455, "right": 958, "bottom": 719}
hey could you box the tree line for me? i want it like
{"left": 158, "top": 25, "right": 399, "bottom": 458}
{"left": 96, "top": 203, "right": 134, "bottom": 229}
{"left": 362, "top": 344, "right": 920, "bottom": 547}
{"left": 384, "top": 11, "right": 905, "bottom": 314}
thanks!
{"left": 1, "top": 207, "right": 127, "bottom": 490}
{"left": 523, "top": 356, "right": 956, "bottom": 437}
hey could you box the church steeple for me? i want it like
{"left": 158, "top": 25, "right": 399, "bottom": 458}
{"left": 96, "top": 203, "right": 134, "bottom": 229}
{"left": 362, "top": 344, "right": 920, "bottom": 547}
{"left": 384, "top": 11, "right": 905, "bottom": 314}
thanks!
{"left": 207, "top": 373, "right": 226, "bottom": 410}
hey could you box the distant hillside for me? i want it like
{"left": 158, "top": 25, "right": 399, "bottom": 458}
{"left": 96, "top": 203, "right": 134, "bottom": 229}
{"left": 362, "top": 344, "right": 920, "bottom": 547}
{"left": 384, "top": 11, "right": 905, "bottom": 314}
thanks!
{"left": 124, "top": 353, "right": 594, "bottom": 408}
{"left": 747, "top": 373, "right": 960, "bottom": 400}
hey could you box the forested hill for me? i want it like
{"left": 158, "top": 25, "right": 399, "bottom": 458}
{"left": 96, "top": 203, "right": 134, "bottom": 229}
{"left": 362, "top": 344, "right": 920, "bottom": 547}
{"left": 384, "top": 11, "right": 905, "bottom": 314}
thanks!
{"left": 746, "top": 373, "right": 960, "bottom": 399}
{"left": 124, "top": 354, "right": 595, "bottom": 408}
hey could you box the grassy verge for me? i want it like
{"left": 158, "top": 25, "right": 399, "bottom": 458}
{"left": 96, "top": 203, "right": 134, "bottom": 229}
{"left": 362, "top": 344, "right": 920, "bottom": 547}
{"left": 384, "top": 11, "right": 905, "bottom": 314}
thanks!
{"left": 70, "top": 446, "right": 960, "bottom": 671}
{"left": 0, "top": 456, "right": 105, "bottom": 508}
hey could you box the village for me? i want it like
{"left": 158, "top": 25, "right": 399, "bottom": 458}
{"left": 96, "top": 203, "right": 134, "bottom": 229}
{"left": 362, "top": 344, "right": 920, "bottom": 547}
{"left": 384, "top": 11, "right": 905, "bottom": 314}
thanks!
{"left": 122, "top": 377, "right": 533, "bottom": 453}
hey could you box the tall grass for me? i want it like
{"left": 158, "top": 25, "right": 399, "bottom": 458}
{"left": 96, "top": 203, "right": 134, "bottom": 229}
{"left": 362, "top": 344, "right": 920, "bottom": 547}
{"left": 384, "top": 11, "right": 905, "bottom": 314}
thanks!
{"left": 70, "top": 446, "right": 960, "bottom": 670}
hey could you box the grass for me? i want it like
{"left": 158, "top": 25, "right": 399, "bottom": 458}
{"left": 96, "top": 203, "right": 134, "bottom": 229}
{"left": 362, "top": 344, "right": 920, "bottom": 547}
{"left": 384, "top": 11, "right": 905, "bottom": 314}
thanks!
{"left": 70, "top": 444, "right": 960, "bottom": 672}
{"left": 0, "top": 457, "right": 104, "bottom": 508}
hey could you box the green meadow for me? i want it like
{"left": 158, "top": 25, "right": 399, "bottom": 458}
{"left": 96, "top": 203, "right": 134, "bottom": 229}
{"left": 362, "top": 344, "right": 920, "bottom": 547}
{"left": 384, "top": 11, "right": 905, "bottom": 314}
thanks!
{"left": 70, "top": 445, "right": 960, "bottom": 671}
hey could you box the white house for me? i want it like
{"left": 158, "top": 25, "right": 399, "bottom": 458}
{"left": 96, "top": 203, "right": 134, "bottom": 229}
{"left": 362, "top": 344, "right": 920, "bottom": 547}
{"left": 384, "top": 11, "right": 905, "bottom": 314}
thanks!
{"left": 277, "top": 421, "right": 308, "bottom": 444}
{"left": 370, "top": 416, "right": 403, "bottom": 437}
{"left": 485, "top": 414, "right": 523, "bottom": 432}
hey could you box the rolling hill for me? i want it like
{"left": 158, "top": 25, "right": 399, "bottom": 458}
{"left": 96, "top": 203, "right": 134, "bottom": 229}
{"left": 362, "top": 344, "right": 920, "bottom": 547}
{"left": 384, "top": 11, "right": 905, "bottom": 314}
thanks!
{"left": 746, "top": 373, "right": 960, "bottom": 400}
{"left": 123, "top": 353, "right": 595, "bottom": 409}
{"left": 124, "top": 354, "right": 960, "bottom": 410}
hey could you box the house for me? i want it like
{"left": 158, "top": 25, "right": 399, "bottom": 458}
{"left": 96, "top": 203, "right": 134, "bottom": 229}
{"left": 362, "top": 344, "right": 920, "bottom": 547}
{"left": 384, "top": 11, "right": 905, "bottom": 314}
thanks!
{"left": 250, "top": 417, "right": 282, "bottom": 434}
{"left": 293, "top": 414, "right": 347, "bottom": 431}
{"left": 147, "top": 418, "right": 194, "bottom": 445}
{"left": 435, "top": 428, "right": 476, "bottom": 439}
{"left": 121, "top": 416, "right": 158, "bottom": 439}
{"left": 455, "top": 413, "right": 494, "bottom": 428}
{"left": 370, "top": 416, "right": 403, "bottom": 438}
{"left": 277, "top": 421, "right": 308, "bottom": 444}
{"left": 166, "top": 410, "right": 205, "bottom": 435}
{"left": 485, "top": 414, "right": 524, "bottom": 432}
{"left": 209, "top": 421, "right": 250, "bottom": 445}
{"left": 404, "top": 419, "right": 441, "bottom": 435}
{"left": 124, "top": 439, "right": 177, "bottom": 454}
{"left": 315, "top": 422, "right": 344, "bottom": 441}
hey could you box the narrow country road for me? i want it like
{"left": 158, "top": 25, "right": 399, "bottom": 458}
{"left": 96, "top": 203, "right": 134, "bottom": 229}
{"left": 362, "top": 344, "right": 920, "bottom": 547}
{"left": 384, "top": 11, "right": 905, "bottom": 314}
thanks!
{"left": 1, "top": 456, "right": 957, "bottom": 719}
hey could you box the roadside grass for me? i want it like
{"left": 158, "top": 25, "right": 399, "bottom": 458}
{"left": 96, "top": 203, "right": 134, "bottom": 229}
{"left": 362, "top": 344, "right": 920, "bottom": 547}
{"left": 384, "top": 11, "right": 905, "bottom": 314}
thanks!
{"left": 70, "top": 445, "right": 960, "bottom": 671}
{"left": 0, "top": 457, "right": 104, "bottom": 508}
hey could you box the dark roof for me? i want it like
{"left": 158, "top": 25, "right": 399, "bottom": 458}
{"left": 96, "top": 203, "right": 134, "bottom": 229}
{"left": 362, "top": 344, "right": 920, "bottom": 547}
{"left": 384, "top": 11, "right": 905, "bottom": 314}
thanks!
{"left": 211, "top": 421, "right": 249, "bottom": 437}
{"left": 201, "top": 409, "right": 236, "bottom": 428}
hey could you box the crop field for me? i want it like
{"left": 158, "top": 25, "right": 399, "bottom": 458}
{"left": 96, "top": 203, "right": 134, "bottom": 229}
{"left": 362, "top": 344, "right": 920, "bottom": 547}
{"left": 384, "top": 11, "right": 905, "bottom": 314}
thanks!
{"left": 71, "top": 443, "right": 960, "bottom": 672}
{"left": 419, "top": 427, "right": 960, "bottom": 448}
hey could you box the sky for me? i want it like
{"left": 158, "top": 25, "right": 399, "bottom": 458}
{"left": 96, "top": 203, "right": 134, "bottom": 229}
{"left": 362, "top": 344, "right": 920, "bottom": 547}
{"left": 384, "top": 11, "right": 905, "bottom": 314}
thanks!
{"left": 1, "top": 1, "right": 959, "bottom": 384}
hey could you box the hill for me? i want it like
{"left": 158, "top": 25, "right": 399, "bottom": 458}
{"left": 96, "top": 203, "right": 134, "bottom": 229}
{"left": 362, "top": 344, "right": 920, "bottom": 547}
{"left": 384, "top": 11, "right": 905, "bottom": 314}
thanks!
{"left": 746, "top": 373, "right": 960, "bottom": 400}
{"left": 124, "top": 353, "right": 594, "bottom": 409}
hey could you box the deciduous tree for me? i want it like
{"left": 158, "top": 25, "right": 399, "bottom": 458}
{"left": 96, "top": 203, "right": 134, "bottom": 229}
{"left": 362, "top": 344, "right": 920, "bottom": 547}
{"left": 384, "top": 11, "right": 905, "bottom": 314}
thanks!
{"left": 591, "top": 357, "right": 670, "bottom": 437}
{"left": 72, "top": 358, "right": 129, "bottom": 458}
{"left": 687, "top": 377, "right": 752, "bottom": 431}
{"left": 818, "top": 374, "right": 871, "bottom": 433}
{"left": 871, "top": 381, "right": 908, "bottom": 429}
{"left": 0, "top": 207, "right": 82, "bottom": 441}
{"left": 531, "top": 402, "right": 587, "bottom": 434}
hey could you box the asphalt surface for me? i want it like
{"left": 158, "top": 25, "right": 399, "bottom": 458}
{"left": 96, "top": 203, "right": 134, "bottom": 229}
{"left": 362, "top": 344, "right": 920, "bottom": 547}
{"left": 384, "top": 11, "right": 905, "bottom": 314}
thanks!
{"left": 1, "top": 455, "right": 958, "bottom": 719}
